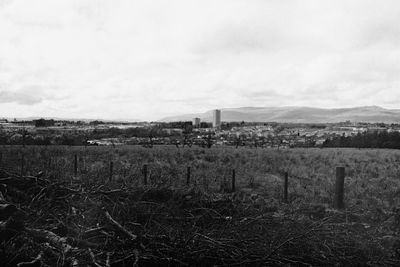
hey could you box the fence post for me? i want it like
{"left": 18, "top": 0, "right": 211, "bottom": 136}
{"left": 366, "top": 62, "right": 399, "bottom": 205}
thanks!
{"left": 284, "top": 172, "right": 288, "bottom": 203}
{"left": 109, "top": 161, "right": 113, "bottom": 182}
{"left": 0, "top": 151, "right": 2, "bottom": 167}
{"left": 334, "top": 167, "right": 345, "bottom": 209}
{"left": 21, "top": 153, "right": 24, "bottom": 176}
{"left": 143, "top": 164, "right": 148, "bottom": 185}
{"left": 232, "top": 169, "right": 236, "bottom": 192}
{"left": 186, "top": 166, "right": 191, "bottom": 185}
{"left": 74, "top": 154, "right": 78, "bottom": 176}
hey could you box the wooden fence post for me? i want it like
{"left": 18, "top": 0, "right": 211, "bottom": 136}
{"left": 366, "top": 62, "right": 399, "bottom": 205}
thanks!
{"left": 143, "top": 164, "right": 148, "bottom": 185}
{"left": 109, "top": 161, "right": 113, "bottom": 182}
{"left": 284, "top": 172, "right": 288, "bottom": 203}
{"left": 21, "top": 153, "right": 24, "bottom": 176}
{"left": 186, "top": 166, "right": 191, "bottom": 185}
{"left": 232, "top": 169, "right": 236, "bottom": 192}
{"left": 334, "top": 167, "right": 345, "bottom": 209}
{"left": 74, "top": 154, "right": 78, "bottom": 176}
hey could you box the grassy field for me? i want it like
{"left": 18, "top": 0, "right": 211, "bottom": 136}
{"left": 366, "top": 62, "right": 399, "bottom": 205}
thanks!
{"left": 1, "top": 145, "right": 400, "bottom": 266}
{"left": 2, "top": 145, "right": 400, "bottom": 209}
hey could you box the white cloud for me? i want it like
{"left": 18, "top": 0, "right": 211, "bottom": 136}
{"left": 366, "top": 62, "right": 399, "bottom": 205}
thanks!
{"left": 0, "top": 0, "right": 400, "bottom": 120}
{"left": 0, "top": 85, "right": 43, "bottom": 105}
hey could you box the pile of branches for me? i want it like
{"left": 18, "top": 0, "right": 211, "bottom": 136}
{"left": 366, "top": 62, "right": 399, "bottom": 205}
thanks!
{"left": 0, "top": 167, "right": 399, "bottom": 266}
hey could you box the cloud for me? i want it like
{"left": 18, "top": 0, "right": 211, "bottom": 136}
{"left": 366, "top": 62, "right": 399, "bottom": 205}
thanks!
{"left": 0, "top": 0, "right": 400, "bottom": 120}
{"left": 0, "top": 86, "right": 43, "bottom": 105}
{"left": 194, "top": 23, "right": 286, "bottom": 55}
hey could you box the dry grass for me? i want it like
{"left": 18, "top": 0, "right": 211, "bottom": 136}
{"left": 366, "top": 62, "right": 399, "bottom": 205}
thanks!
{"left": 1, "top": 146, "right": 400, "bottom": 266}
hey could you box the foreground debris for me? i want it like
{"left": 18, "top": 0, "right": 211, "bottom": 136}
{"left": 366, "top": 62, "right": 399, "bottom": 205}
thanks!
{"left": 0, "top": 167, "right": 399, "bottom": 266}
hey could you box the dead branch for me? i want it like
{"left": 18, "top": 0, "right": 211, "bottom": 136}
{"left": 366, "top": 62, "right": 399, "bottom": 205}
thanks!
{"left": 66, "top": 237, "right": 101, "bottom": 249}
{"left": 106, "top": 252, "right": 111, "bottom": 267}
{"left": 88, "top": 248, "right": 104, "bottom": 267}
{"left": 103, "top": 208, "right": 137, "bottom": 240}
{"left": 16, "top": 252, "right": 43, "bottom": 267}
{"left": 82, "top": 227, "right": 107, "bottom": 238}
{"left": 26, "top": 227, "right": 72, "bottom": 253}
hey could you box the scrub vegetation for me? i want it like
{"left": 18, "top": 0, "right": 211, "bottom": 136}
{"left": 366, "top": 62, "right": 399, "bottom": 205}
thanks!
{"left": 1, "top": 145, "right": 400, "bottom": 266}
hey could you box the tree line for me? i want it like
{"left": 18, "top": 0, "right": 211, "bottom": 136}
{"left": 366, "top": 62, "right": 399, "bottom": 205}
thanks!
{"left": 322, "top": 131, "right": 400, "bottom": 149}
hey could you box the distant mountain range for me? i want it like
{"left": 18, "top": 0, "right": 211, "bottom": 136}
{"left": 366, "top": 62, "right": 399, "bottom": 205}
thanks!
{"left": 158, "top": 106, "right": 400, "bottom": 123}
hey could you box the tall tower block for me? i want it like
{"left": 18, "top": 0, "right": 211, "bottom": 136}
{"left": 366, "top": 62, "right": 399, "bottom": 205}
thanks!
{"left": 212, "top": 109, "right": 221, "bottom": 128}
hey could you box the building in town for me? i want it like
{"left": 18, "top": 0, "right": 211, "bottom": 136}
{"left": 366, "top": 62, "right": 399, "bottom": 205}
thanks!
{"left": 212, "top": 109, "right": 221, "bottom": 128}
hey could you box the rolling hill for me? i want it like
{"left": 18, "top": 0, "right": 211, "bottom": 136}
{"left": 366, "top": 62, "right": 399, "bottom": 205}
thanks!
{"left": 158, "top": 106, "right": 400, "bottom": 123}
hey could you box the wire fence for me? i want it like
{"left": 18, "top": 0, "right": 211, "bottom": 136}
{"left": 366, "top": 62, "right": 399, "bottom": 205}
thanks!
{"left": 0, "top": 146, "right": 348, "bottom": 209}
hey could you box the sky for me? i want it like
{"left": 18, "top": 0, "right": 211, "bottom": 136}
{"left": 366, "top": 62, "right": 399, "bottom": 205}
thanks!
{"left": 0, "top": 0, "right": 400, "bottom": 121}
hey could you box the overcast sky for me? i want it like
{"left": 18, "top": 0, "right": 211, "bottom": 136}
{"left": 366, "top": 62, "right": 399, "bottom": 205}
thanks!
{"left": 0, "top": 0, "right": 400, "bottom": 121}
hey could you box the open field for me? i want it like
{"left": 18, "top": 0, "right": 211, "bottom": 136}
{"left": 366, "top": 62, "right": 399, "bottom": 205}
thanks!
{"left": 1, "top": 146, "right": 400, "bottom": 266}
{"left": 2, "top": 145, "right": 400, "bottom": 209}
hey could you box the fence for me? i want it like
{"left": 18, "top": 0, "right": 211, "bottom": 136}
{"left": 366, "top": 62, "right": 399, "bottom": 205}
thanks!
{"left": 0, "top": 149, "right": 347, "bottom": 209}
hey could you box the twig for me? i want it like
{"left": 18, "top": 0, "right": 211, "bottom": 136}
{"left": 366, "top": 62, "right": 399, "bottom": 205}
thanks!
{"left": 88, "top": 248, "right": 103, "bottom": 267}
{"left": 16, "top": 251, "right": 43, "bottom": 267}
{"left": 105, "top": 252, "right": 112, "bottom": 267}
{"left": 111, "top": 250, "right": 139, "bottom": 266}
{"left": 26, "top": 227, "right": 72, "bottom": 253}
{"left": 103, "top": 208, "right": 137, "bottom": 240}
{"left": 83, "top": 227, "right": 107, "bottom": 238}
{"left": 263, "top": 216, "right": 334, "bottom": 261}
